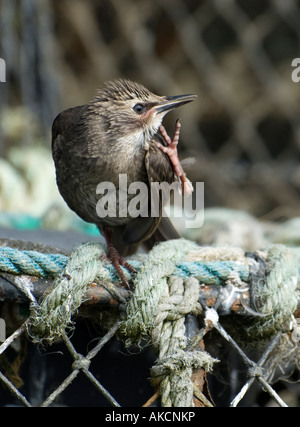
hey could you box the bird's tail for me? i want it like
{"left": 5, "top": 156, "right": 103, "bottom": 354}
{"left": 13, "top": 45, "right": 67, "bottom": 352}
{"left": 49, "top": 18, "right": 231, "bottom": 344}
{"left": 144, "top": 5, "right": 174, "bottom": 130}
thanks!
{"left": 142, "top": 216, "right": 181, "bottom": 252}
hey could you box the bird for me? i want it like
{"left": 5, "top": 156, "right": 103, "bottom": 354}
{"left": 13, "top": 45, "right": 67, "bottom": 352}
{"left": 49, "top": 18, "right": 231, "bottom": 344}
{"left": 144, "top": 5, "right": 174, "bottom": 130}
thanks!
{"left": 51, "top": 79, "right": 196, "bottom": 286}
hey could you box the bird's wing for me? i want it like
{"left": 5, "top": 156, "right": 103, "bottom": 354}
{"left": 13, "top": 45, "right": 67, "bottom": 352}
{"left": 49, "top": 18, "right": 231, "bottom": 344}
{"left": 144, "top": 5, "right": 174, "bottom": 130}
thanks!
{"left": 51, "top": 105, "right": 99, "bottom": 223}
{"left": 51, "top": 105, "right": 85, "bottom": 151}
{"left": 117, "top": 143, "right": 161, "bottom": 250}
{"left": 117, "top": 133, "right": 181, "bottom": 254}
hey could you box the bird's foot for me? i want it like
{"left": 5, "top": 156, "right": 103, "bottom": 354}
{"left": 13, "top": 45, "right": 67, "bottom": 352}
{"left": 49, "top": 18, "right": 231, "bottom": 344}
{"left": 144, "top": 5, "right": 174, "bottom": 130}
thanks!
{"left": 107, "top": 246, "right": 136, "bottom": 289}
{"left": 102, "top": 228, "right": 136, "bottom": 289}
{"left": 157, "top": 119, "right": 193, "bottom": 195}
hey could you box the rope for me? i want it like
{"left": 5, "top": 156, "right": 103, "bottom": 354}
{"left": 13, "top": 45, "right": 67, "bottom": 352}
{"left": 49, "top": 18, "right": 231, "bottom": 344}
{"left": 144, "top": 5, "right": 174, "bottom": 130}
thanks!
{"left": 0, "top": 244, "right": 250, "bottom": 284}
{"left": 120, "top": 239, "right": 199, "bottom": 345}
{"left": 246, "top": 245, "right": 299, "bottom": 339}
{"left": 28, "top": 243, "right": 109, "bottom": 344}
{"left": 149, "top": 277, "right": 216, "bottom": 407}
{"left": 0, "top": 246, "right": 68, "bottom": 277}
{"left": 151, "top": 350, "right": 216, "bottom": 407}
{"left": 118, "top": 240, "right": 220, "bottom": 407}
{"left": 0, "top": 238, "right": 299, "bottom": 406}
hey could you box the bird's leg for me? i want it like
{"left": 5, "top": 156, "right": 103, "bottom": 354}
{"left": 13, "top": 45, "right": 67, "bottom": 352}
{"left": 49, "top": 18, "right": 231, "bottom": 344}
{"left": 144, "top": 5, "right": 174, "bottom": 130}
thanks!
{"left": 102, "top": 227, "right": 135, "bottom": 289}
{"left": 157, "top": 119, "right": 193, "bottom": 195}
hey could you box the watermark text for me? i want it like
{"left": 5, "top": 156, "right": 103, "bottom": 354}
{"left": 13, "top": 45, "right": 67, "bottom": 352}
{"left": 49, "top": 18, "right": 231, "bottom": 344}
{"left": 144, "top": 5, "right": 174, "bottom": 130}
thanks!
{"left": 96, "top": 174, "right": 204, "bottom": 229}
{"left": 0, "top": 318, "right": 5, "bottom": 342}
{"left": 291, "top": 58, "right": 300, "bottom": 82}
{"left": 0, "top": 58, "right": 6, "bottom": 82}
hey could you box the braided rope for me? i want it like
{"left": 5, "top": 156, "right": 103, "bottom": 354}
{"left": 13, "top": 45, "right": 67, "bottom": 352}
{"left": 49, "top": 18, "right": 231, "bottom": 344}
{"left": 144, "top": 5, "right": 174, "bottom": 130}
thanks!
{"left": 0, "top": 245, "right": 250, "bottom": 284}
{"left": 0, "top": 247, "right": 68, "bottom": 277}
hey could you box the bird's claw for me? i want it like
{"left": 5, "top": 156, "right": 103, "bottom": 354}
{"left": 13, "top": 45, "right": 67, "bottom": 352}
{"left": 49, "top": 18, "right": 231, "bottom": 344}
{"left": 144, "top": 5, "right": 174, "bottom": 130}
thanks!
{"left": 107, "top": 246, "right": 135, "bottom": 289}
{"left": 102, "top": 227, "right": 136, "bottom": 289}
{"left": 157, "top": 120, "right": 193, "bottom": 196}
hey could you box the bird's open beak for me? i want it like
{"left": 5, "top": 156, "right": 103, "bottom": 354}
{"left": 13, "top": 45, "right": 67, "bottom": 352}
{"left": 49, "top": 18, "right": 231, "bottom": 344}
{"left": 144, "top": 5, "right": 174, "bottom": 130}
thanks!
{"left": 154, "top": 94, "right": 197, "bottom": 114}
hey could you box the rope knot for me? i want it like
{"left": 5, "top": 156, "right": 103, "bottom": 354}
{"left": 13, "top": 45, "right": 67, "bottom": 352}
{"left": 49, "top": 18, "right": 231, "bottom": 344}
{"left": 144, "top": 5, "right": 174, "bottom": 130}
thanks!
{"left": 151, "top": 350, "right": 216, "bottom": 375}
{"left": 120, "top": 239, "right": 199, "bottom": 345}
{"left": 248, "top": 365, "right": 264, "bottom": 378}
{"left": 72, "top": 354, "right": 91, "bottom": 371}
{"left": 151, "top": 277, "right": 202, "bottom": 351}
{"left": 151, "top": 350, "right": 217, "bottom": 407}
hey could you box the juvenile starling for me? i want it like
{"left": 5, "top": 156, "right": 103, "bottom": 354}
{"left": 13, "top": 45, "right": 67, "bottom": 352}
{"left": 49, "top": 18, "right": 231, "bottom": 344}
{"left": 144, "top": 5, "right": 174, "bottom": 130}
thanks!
{"left": 52, "top": 79, "right": 196, "bottom": 285}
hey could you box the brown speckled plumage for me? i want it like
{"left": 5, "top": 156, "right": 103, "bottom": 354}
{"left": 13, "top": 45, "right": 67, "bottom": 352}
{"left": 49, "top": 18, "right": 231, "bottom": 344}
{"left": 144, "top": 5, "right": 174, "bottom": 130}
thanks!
{"left": 51, "top": 79, "right": 195, "bottom": 262}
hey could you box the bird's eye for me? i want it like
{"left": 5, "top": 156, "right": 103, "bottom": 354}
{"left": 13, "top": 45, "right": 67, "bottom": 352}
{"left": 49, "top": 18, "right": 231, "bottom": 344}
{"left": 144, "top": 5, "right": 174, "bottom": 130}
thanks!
{"left": 133, "top": 103, "right": 145, "bottom": 114}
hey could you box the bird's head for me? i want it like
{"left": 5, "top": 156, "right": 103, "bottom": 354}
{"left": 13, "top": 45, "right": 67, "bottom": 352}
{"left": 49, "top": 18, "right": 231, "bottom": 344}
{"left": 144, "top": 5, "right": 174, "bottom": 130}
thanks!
{"left": 87, "top": 79, "right": 196, "bottom": 147}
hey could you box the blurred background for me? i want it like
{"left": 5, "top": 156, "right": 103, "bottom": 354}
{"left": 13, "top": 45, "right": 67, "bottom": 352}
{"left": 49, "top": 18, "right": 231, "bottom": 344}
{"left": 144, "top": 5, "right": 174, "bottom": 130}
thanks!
{"left": 1, "top": 0, "right": 300, "bottom": 245}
